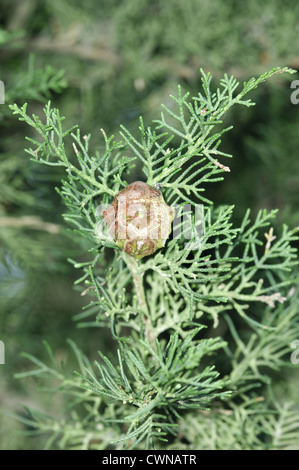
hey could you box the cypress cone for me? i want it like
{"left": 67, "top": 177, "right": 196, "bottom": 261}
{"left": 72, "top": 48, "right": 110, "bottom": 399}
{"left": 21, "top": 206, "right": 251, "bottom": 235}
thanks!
{"left": 102, "top": 181, "right": 174, "bottom": 260}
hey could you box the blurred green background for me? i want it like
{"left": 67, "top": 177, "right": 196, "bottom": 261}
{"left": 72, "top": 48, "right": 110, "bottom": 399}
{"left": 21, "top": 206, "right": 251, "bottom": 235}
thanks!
{"left": 0, "top": 0, "right": 298, "bottom": 449}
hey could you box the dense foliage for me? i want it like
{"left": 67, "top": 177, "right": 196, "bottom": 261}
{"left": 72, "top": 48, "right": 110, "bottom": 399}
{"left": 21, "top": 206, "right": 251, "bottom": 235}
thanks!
{"left": 1, "top": 0, "right": 298, "bottom": 450}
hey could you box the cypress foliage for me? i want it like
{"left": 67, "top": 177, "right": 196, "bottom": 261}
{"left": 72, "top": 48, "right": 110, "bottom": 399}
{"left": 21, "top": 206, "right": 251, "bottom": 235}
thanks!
{"left": 6, "top": 67, "right": 299, "bottom": 450}
{"left": 1, "top": 0, "right": 299, "bottom": 451}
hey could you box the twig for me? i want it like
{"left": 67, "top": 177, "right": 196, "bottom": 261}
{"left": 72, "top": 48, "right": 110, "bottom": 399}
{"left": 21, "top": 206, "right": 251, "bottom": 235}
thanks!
{"left": 0, "top": 216, "right": 60, "bottom": 234}
{"left": 213, "top": 160, "right": 230, "bottom": 172}
{"left": 125, "top": 254, "right": 149, "bottom": 315}
{"left": 27, "top": 38, "right": 121, "bottom": 65}
{"left": 264, "top": 227, "right": 276, "bottom": 255}
{"left": 124, "top": 254, "right": 156, "bottom": 347}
